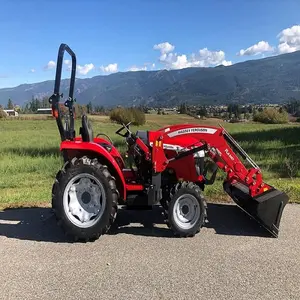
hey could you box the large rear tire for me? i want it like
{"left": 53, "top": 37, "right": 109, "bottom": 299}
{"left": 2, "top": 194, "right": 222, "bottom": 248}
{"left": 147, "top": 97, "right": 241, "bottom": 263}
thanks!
{"left": 52, "top": 156, "right": 118, "bottom": 242}
{"left": 164, "top": 181, "right": 207, "bottom": 237}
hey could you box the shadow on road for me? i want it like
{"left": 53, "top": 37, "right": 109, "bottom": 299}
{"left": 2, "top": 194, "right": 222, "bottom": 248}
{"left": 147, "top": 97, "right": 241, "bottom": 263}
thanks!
{"left": 205, "top": 203, "right": 270, "bottom": 237}
{"left": 0, "top": 207, "right": 72, "bottom": 243}
{"left": 0, "top": 203, "right": 271, "bottom": 243}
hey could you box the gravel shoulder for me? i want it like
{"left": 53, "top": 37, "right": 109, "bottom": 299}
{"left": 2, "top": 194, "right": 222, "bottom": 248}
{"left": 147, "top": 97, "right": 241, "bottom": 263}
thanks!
{"left": 0, "top": 203, "right": 299, "bottom": 300}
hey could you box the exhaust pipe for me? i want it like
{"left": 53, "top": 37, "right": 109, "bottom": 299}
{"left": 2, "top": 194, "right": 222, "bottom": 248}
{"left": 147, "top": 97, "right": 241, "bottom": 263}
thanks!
{"left": 223, "top": 181, "right": 289, "bottom": 237}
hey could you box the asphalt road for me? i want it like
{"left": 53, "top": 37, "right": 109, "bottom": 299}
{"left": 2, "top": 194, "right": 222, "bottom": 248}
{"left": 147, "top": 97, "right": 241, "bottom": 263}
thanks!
{"left": 0, "top": 203, "right": 299, "bottom": 300}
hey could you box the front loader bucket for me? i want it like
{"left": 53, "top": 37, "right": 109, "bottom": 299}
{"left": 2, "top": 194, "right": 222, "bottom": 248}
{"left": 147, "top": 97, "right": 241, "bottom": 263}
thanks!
{"left": 223, "top": 182, "right": 289, "bottom": 237}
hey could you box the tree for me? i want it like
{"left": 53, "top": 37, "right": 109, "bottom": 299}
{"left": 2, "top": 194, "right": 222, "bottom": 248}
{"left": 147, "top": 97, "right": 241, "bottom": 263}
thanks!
{"left": 253, "top": 107, "right": 288, "bottom": 124}
{"left": 244, "top": 112, "right": 251, "bottom": 120}
{"left": 0, "top": 107, "right": 7, "bottom": 119}
{"left": 26, "top": 96, "right": 40, "bottom": 112}
{"left": 198, "top": 106, "right": 207, "bottom": 118}
{"left": 138, "top": 105, "right": 150, "bottom": 114}
{"left": 284, "top": 99, "right": 300, "bottom": 116}
{"left": 74, "top": 104, "right": 87, "bottom": 118}
{"left": 14, "top": 105, "right": 21, "bottom": 113}
{"left": 86, "top": 101, "right": 93, "bottom": 114}
{"left": 227, "top": 103, "right": 240, "bottom": 118}
{"left": 179, "top": 103, "right": 188, "bottom": 114}
{"left": 109, "top": 107, "right": 145, "bottom": 126}
{"left": 7, "top": 98, "right": 13, "bottom": 109}
{"left": 94, "top": 105, "right": 105, "bottom": 114}
{"left": 41, "top": 96, "right": 50, "bottom": 108}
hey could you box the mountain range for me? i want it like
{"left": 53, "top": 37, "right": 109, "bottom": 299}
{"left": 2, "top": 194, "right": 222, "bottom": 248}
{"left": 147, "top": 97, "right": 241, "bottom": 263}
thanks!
{"left": 1, "top": 50, "right": 300, "bottom": 108}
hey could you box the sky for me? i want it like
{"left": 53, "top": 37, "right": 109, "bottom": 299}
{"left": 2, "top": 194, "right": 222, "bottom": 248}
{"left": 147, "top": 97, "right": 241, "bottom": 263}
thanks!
{"left": 1, "top": 0, "right": 300, "bottom": 88}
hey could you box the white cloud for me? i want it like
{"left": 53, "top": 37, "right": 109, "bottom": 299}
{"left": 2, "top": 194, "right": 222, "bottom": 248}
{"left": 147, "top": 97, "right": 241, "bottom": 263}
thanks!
{"left": 44, "top": 60, "right": 56, "bottom": 70}
{"left": 100, "top": 63, "right": 118, "bottom": 73}
{"left": 63, "top": 60, "right": 94, "bottom": 75}
{"left": 30, "top": 69, "right": 35, "bottom": 73}
{"left": 144, "top": 62, "right": 156, "bottom": 70}
{"left": 153, "top": 42, "right": 175, "bottom": 54}
{"left": 220, "top": 60, "right": 232, "bottom": 66}
{"left": 64, "top": 59, "right": 71, "bottom": 65}
{"left": 233, "top": 25, "right": 300, "bottom": 58}
{"left": 235, "top": 25, "right": 300, "bottom": 58}
{"left": 277, "top": 25, "right": 300, "bottom": 54}
{"left": 127, "top": 63, "right": 156, "bottom": 72}
{"left": 77, "top": 63, "right": 95, "bottom": 75}
{"left": 127, "top": 65, "right": 147, "bottom": 72}
{"left": 64, "top": 59, "right": 71, "bottom": 70}
{"left": 197, "top": 48, "right": 232, "bottom": 66}
{"left": 237, "top": 41, "right": 274, "bottom": 56}
{"left": 153, "top": 43, "right": 232, "bottom": 69}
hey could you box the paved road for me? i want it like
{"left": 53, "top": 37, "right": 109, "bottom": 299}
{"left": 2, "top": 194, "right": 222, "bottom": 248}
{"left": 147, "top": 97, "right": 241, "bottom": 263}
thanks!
{"left": 0, "top": 203, "right": 299, "bottom": 300}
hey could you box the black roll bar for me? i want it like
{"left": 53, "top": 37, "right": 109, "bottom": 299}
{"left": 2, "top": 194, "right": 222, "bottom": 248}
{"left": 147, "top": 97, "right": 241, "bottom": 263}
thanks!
{"left": 49, "top": 43, "right": 77, "bottom": 141}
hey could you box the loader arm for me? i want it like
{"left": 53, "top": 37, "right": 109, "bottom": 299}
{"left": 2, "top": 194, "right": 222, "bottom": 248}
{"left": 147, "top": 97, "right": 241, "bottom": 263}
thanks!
{"left": 149, "top": 124, "right": 289, "bottom": 237}
{"left": 150, "top": 124, "right": 267, "bottom": 196}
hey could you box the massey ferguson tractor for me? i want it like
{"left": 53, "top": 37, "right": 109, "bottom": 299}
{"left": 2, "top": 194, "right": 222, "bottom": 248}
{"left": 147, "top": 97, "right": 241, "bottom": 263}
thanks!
{"left": 49, "top": 43, "right": 289, "bottom": 242}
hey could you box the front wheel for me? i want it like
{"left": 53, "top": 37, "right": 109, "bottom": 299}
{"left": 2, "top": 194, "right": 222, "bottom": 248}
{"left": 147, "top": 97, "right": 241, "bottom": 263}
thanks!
{"left": 52, "top": 156, "right": 119, "bottom": 242}
{"left": 166, "top": 182, "right": 207, "bottom": 237}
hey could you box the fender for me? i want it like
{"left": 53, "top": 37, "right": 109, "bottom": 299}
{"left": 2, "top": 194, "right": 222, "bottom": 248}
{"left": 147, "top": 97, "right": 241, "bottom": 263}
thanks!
{"left": 60, "top": 140, "right": 127, "bottom": 199}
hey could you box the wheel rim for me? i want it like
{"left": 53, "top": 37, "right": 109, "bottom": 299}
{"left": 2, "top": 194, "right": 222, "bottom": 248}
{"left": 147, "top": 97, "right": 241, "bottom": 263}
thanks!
{"left": 63, "top": 173, "right": 106, "bottom": 228}
{"left": 173, "top": 194, "right": 201, "bottom": 230}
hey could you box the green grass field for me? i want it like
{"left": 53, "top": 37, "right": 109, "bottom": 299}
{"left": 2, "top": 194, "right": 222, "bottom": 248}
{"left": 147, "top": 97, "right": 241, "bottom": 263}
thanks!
{"left": 1, "top": 114, "right": 300, "bottom": 209}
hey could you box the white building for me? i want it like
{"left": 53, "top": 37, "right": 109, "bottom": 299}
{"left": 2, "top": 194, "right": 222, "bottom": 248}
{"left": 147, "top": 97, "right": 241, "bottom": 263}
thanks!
{"left": 3, "top": 109, "right": 18, "bottom": 116}
{"left": 36, "top": 108, "right": 52, "bottom": 114}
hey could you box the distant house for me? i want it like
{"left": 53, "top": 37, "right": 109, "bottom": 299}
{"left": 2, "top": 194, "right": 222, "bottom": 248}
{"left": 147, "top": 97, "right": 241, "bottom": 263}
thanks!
{"left": 3, "top": 109, "right": 18, "bottom": 116}
{"left": 36, "top": 108, "right": 52, "bottom": 114}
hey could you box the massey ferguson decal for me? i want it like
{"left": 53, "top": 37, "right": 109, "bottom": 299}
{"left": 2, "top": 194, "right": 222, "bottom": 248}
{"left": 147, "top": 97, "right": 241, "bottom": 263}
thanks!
{"left": 167, "top": 127, "right": 217, "bottom": 137}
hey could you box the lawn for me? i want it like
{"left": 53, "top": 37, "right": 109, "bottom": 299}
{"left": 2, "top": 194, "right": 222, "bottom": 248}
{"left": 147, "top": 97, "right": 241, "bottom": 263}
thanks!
{"left": 1, "top": 113, "right": 300, "bottom": 209}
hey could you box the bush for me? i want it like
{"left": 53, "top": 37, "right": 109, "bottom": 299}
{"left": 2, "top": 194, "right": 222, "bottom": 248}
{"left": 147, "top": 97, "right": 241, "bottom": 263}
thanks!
{"left": 109, "top": 107, "right": 145, "bottom": 126}
{"left": 74, "top": 104, "right": 87, "bottom": 119}
{"left": 253, "top": 107, "right": 289, "bottom": 124}
{"left": 229, "top": 118, "right": 240, "bottom": 123}
{"left": 0, "top": 109, "right": 7, "bottom": 119}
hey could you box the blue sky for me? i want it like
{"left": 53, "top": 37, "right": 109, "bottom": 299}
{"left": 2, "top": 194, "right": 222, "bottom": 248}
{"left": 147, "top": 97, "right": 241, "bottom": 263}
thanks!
{"left": 1, "top": 0, "right": 300, "bottom": 88}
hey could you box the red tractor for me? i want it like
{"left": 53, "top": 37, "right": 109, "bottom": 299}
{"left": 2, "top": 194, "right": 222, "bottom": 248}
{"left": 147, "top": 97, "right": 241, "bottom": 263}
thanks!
{"left": 49, "top": 44, "right": 289, "bottom": 241}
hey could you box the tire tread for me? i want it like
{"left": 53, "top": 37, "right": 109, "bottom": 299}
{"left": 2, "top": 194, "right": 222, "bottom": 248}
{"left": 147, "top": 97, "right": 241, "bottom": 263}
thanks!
{"left": 162, "top": 181, "right": 207, "bottom": 238}
{"left": 51, "top": 156, "right": 118, "bottom": 242}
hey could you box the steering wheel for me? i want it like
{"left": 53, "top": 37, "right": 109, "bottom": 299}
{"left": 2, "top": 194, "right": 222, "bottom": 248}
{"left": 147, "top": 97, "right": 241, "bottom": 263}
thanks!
{"left": 115, "top": 122, "right": 133, "bottom": 138}
{"left": 96, "top": 133, "right": 114, "bottom": 144}
{"left": 115, "top": 122, "right": 137, "bottom": 147}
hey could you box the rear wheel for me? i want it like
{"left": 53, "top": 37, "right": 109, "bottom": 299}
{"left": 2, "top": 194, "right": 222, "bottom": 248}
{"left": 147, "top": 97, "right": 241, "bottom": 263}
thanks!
{"left": 164, "top": 181, "right": 207, "bottom": 237}
{"left": 52, "top": 156, "right": 118, "bottom": 242}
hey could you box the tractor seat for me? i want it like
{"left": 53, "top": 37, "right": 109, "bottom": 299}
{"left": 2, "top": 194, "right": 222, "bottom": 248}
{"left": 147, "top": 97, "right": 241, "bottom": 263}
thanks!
{"left": 136, "top": 130, "right": 149, "bottom": 146}
{"left": 80, "top": 114, "right": 94, "bottom": 142}
{"left": 80, "top": 115, "right": 112, "bottom": 152}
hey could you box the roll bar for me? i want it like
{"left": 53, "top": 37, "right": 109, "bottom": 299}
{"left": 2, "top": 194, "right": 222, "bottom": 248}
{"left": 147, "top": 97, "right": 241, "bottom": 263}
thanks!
{"left": 49, "top": 43, "right": 77, "bottom": 141}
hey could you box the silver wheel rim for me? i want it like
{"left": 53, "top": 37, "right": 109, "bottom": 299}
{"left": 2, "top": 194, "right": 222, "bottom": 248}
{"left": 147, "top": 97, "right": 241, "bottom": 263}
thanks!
{"left": 173, "top": 194, "right": 201, "bottom": 230}
{"left": 63, "top": 173, "right": 106, "bottom": 228}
